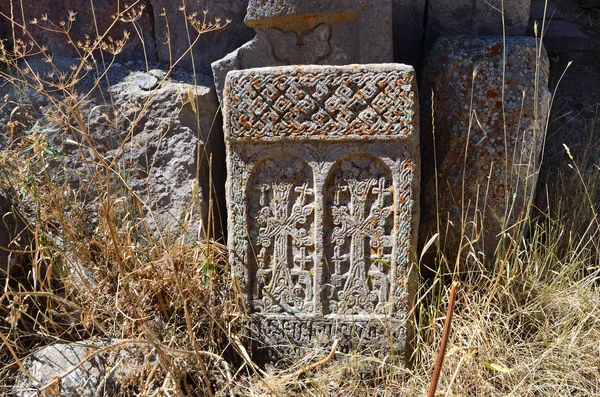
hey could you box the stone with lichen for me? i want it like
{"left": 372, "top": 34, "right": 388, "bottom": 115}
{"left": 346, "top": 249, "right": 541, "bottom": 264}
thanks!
{"left": 420, "top": 36, "right": 550, "bottom": 260}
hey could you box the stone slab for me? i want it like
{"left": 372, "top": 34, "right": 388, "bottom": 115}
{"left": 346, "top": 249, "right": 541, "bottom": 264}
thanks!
{"left": 530, "top": 1, "right": 564, "bottom": 21}
{"left": 149, "top": 0, "right": 255, "bottom": 74}
{"left": 421, "top": 36, "right": 550, "bottom": 259}
{"left": 425, "top": 0, "right": 531, "bottom": 48}
{"left": 527, "top": 19, "right": 591, "bottom": 57}
{"left": 212, "top": 0, "right": 393, "bottom": 101}
{"left": 223, "top": 64, "right": 419, "bottom": 359}
{"left": 12, "top": 340, "right": 153, "bottom": 397}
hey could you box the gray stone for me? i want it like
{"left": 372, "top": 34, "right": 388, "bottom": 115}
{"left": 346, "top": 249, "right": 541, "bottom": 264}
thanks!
{"left": 527, "top": 20, "right": 591, "bottom": 60}
{"left": 425, "top": 0, "right": 531, "bottom": 48}
{"left": 530, "top": 1, "right": 564, "bottom": 21}
{"left": 137, "top": 74, "right": 159, "bottom": 90}
{"left": 12, "top": 340, "right": 152, "bottom": 397}
{"left": 393, "top": 0, "right": 426, "bottom": 67}
{"left": 107, "top": 71, "right": 224, "bottom": 241}
{"left": 421, "top": 36, "right": 550, "bottom": 259}
{"left": 0, "top": 1, "right": 156, "bottom": 62}
{"left": 212, "top": 0, "right": 393, "bottom": 101}
{"left": 223, "top": 64, "right": 419, "bottom": 360}
{"left": 149, "top": 0, "right": 255, "bottom": 74}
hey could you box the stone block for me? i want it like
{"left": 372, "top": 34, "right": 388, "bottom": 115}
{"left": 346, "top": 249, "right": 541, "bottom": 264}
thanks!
{"left": 421, "top": 36, "right": 550, "bottom": 259}
{"left": 12, "top": 340, "right": 153, "bottom": 397}
{"left": 529, "top": 1, "right": 564, "bottom": 21}
{"left": 425, "top": 0, "right": 531, "bottom": 48}
{"left": 393, "top": 0, "right": 426, "bottom": 68}
{"left": 212, "top": 0, "right": 393, "bottom": 101}
{"left": 527, "top": 20, "right": 591, "bottom": 59}
{"left": 0, "top": 0, "right": 155, "bottom": 62}
{"left": 106, "top": 71, "right": 224, "bottom": 241}
{"left": 149, "top": 0, "right": 255, "bottom": 74}
{"left": 223, "top": 64, "right": 420, "bottom": 359}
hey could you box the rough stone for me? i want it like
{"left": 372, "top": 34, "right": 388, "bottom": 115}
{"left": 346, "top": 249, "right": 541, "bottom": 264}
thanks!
{"left": 425, "top": 0, "right": 531, "bottom": 48}
{"left": 0, "top": 0, "right": 156, "bottom": 62}
{"left": 107, "top": 71, "right": 224, "bottom": 241}
{"left": 12, "top": 340, "right": 153, "bottom": 397}
{"left": 212, "top": 0, "right": 393, "bottom": 101}
{"left": 392, "top": 0, "right": 426, "bottom": 67}
{"left": 530, "top": 1, "right": 564, "bottom": 21}
{"left": 137, "top": 74, "right": 159, "bottom": 91}
{"left": 149, "top": 0, "right": 255, "bottom": 74}
{"left": 421, "top": 36, "right": 550, "bottom": 259}
{"left": 527, "top": 19, "right": 591, "bottom": 60}
{"left": 223, "top": 64, "right": 419, "bottom": 359}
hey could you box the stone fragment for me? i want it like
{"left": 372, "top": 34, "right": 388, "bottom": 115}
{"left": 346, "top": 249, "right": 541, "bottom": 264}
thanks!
{"left": 12, "top": 340, "right": 153, "bottom": 397}
{"left": 149, "top": 0, "right": 255, "bottom": 74}
{"left": 137, "top": 74, "right": 159, "bottom": 90}
{"left": 421, "top": 36, "right": 550, "bottom": 259}
{"left": 0, "top": 1, "right": 155, "bottom": 62}
{"left": 425, "top": 0, "right": 531, "bottom": 48}
{"left": 212, "top": 0, "right": 393, "bottom": 101}
{"left": 107, "top": 71, "right": 224, "bottom": 241}
{"left": 223, "top": 64, "right": 420, "bottom": 360}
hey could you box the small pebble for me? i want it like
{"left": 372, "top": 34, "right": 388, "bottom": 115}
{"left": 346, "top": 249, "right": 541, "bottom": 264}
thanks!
{"left": 138, "top": 75, "right": 159, "bottom": 90}
{"left": 112, "top": 62, "right": 122, "bottom": 68}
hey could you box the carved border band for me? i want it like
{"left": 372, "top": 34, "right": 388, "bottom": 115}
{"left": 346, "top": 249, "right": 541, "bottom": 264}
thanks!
{"left": 224, "top": 64, "right": 417, "bottom": 141}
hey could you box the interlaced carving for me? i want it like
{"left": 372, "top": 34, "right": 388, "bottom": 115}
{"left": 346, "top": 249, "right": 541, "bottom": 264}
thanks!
{"left": 225, "top": 65, "right": 418, "bottom": 357}
{"left": 326, "top": 156, "right": 394, "bottom": 316}
{"left": 249, "top": 157, "right": 315, "bottom": 315}
{"left": 226, "top": 68, "right": 415, "bottom": 140}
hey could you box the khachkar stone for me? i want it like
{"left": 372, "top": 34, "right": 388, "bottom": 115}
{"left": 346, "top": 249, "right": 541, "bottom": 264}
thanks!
{"left": 420, "top": 36, "right": 550, "bottom": 259}
{"left": 212, "top": 0, "right": 393, "bottom": 101}
{"left": 223, "top": 64, "right": 420, "bottom": 360}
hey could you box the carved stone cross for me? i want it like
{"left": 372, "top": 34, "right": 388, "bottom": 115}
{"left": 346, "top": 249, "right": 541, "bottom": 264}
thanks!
{"left": 224, "top": 64, "right": 420, "bottom": 362}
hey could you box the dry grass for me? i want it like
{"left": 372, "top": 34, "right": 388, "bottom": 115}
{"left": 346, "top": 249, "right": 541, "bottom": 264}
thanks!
{"left": 0, "top": 1, "right": 599, "bottom": 396}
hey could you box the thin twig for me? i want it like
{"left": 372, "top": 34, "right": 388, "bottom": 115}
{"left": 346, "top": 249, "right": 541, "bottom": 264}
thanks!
{"left": 427, "top": 281, "right": 459, "bottom": 397}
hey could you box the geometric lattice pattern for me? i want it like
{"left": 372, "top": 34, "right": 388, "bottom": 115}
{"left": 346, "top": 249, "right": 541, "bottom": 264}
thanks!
{"left": 226, "top": 66, "right": 416, "bottom": 141}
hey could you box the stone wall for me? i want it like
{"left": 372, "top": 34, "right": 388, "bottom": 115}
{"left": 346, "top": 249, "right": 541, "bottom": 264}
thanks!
{"left": 0, "top": 0, "right": 531, "bottom": 75}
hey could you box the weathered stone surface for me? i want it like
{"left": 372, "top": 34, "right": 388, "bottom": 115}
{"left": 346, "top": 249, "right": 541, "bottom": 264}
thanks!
{"left": 527, "top": 19, "right": 591, "bottom": 60}
{"left": 12, "top": 340, "right": 152, "bottom": 397}
{"left": 107, "top": 71, "right": 224, "bottom": 241}
{"left": 530, "top": 1, "right": 564, "bottom": 21}
{"left": 393, "top": 0, "right": 426, "bottom": 67}
{"left": 425, "top": 0, "right": 531, "bottom": 48}
{"left": 223, "top": 64, "right": 419, "bottom": 359}
{"left": 421, "top": 37, "right": 550, "bottom": 258}
{"left": 212, "top": 0, "right": 393, "bottom": 101}
{"left": 149, "top": 0, "right": 254, "bottom": 74}
{"left": 0, "top": 1, "right": 156, "bottom": 62}
{"left": 0, "top": 60, "right": 224, "bottom": 242}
